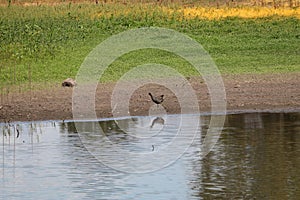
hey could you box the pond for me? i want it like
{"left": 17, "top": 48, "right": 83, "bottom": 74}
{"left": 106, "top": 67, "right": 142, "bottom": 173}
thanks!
{"left": 1, "top": 112, "right": 300, "bottom": 199}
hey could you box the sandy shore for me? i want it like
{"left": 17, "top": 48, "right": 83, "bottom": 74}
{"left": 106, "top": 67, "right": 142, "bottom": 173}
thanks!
{"left": 0, "top": 73, "right": 299, "bottom": 122}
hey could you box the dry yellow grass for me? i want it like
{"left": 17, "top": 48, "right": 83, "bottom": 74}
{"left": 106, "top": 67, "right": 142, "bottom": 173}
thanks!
{"left": 90, "top": 5, "right": 300, "bottom": 20}
{"left": 178, "top": 7, "right": 300, "bottom": 19}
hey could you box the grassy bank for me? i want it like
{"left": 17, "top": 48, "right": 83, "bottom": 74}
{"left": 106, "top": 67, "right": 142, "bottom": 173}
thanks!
{"left": 0, "top": 4, "right": 299, "bottom": 86}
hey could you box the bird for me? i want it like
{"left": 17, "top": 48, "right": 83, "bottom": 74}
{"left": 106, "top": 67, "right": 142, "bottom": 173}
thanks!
{"left": 148, "top": 93, "right": 164, "bottom": 105}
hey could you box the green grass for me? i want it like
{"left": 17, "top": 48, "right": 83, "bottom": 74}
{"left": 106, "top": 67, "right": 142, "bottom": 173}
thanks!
{"left": 0, "top": 4, "right": 299, "bottom": 87}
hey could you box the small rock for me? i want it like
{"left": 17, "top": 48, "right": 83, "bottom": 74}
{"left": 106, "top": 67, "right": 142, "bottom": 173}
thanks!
{"left": 62, "top": 78, "right": 76, "bottom": 87}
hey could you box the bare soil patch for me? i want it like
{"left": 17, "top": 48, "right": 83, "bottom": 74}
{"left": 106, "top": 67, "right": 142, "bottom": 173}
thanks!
{"left": 0, "top": 73, "right": 299, "bottom": 122}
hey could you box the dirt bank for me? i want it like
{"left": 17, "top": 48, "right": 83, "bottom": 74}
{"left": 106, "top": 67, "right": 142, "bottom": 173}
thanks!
{"left": 0, "top": 73, "right": 299, "bottom": 123}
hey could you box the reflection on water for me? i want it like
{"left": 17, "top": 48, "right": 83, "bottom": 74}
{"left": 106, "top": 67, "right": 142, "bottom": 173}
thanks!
{"left": 1, "top": 112, "right": 300, "bottom": 199}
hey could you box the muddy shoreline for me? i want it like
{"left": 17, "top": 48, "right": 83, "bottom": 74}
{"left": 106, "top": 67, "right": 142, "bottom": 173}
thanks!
{"left": 0, "top": 73, "right": 299, "bottom": 123}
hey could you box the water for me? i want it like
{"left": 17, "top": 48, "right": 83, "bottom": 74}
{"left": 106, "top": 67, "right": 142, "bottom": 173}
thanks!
{"left": 1, "top": 112, "right": 300, "bottom": 199}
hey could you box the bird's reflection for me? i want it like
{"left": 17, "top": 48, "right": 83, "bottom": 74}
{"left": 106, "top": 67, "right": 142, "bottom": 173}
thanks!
{"left": 150, "top": 117, "right": 165, "bottom": 128}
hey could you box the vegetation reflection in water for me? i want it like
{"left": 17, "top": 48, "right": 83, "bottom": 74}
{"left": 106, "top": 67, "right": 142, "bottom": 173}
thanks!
{"left": 1, "top": 112, "right": 300, "bottom": 199}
